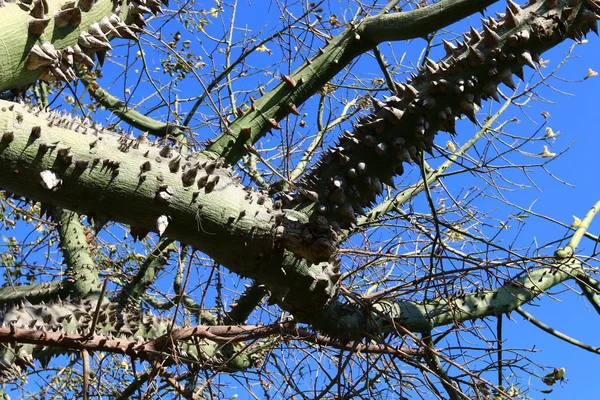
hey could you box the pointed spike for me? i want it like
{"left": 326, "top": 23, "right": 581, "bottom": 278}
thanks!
{"left": 371, "top": 177, "right": 383, "bottom": 195}
{"left": 469, "top": 26, "right": 482, "bottom": 44}
{"left": 506, "top": 0, "right": 522, "bottom": 15}
{"left": 425, "top": 58, "right": 439, "bottom": 74}
{"left": 504, "top": 7, "right": 520, "bottom": 29}
{"left": 268, "top": 119, "right": 282, "bottom": 130}
{"left": 280, "top": 73, "right": 296, "bottom": 88}
{"left": 467, "top": 45, "right": 485, "bottom": 66}
{"left": 482, "top": 25, "right": 501, "bottom": 46}
{"left": 404, "top": 84, "right": 419, "bottom": 99}
{"left": 288, "top": 104, "right": 300, "bottom": 116}
{"left": 168, "top": 156, "right": 181, "bottom": 173}
{"left": 381, "top": 175, "right": 395, "bottom": 188}
{"left": 591, "top": 21, "right": 599, "bottom": 36}
{"left": 159, "top": 143, "right": 171, "bottom": 157}
{"left": 461, "top": 100, "right": 477, "bottom": 124}
{"left": 498, "top": 69, "right": 516, "bottom": 90}
{"left": 482, "top": 82, "right": 500, "bottom": 102}
{"left": 395, "top": 82, "right": 406, "bottom": 95}
{"left": 2, "top": 131, "right": 15, "bottom": 143}
{"left": 513, "top": 66, "right": 524, "bottom": 81}
{"left": 442, "top": 39, "right": 457, "bottom": 56}
{"left": 29, "top": 17, "right": 51, "bottom": 36}
{"left": 181, "top": 166, "right": 199, "bottom": 186}
{"left": 156, "top": 215, "right": 169, "bottom": 236}
{"left": 519, "top": 51, "right": 536, "bottom": 69}
{"left": 421, "top": 97, "right": 436, "bottom": 109}
{"left": 339, "top": 204, "right": 356, "bottom": 224}
{"left": 93, "top": 215, "right": 108, "bottom": 234}
{"left": 382, "top": 107, "right": 404, "bottom": 124}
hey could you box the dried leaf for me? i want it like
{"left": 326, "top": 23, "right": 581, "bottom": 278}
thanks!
{"left": 584, "top": 68, "right": 598, "bottom": 80}
{"left": 539, "top": 145, "right": 556, "bottom": 158}
{"left": 545, "top": 127, "right": 557, "bottom": 138}
{"left": 256, "top": 44, "right": 271, "bottom": 55}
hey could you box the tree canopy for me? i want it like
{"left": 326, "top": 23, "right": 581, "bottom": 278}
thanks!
{"left": 0, "top": 0, "right": 599, "bottom": 398}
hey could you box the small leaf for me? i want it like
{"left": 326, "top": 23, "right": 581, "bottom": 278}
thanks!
{"left": 538, "top": 58, "right": 550, "bottom": 68}
{"left": 571, "top": 216, "right": 581, "bottom": 227}
{"left": 542, "top": 367, "right": 566, "bottom": 386}
{"left": 584, "top": 68, "right": 598, "bottom": 80}
{"left": 118, "top": 358, "right": 129, "bottom": 371}
{"left": 545, "top": 127, "right": 557, "bottom": 138}
{"left": 539, "top": 145, "right": 556, "bottom": 158}
{"left": 256, "top": 44, "right": 272, "bottom": 55}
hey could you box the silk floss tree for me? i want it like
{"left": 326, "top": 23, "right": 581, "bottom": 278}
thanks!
{"left": 0, "top": 0, "right": 599, "bottom": 398}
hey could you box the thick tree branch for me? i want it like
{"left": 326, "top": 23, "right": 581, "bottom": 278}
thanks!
{"left": 0, "top": 0, "right": 138, "bottom": 92}
{"left": 308, "top": 258, "right": 583, "bottom": 338}
{"left": 54, "top": 208, "right": 101, "bottom": 297}
{"left": 295, "top": 0, "right": 597, "bottom": 229}
{"left": 360, "top": 0, "right": 498, "bottom": 44}
{"left": 0, "top": 100, "right": 339, "bottom": 314}
{"left": 0, "top": 281, "right": 63, "bottom": 304}
{"left": 205, "top": 0, "right": 498, "bottom": 164}
{"left": 0, "top": 298, "right": 260, "bottom": 373}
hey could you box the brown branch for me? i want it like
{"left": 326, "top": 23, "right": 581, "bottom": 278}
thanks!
{"left": 0, "top": 321, "right": 421, "bottom": 363}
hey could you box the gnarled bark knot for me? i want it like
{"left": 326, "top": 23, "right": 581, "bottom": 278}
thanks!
{"left": 280, "top": 212, "right": 338, "bottom": 263}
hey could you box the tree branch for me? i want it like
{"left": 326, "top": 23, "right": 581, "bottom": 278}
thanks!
{"left": 517, "top": 306, "right": 600, "bottom": 354}
{"left": 116, "top": 238, "right": 176, "bottom": 309}
{"left": 54, "top": 208, "right": 101, "bottom": 297}
{"left": 82, "top": 77, "right": 185, "bottom": 138}
{"left": 0, "top": 100, "right": 339, "bottom": 314}
{"left": 205, "top": 0, "right": 498, "bottom": 164}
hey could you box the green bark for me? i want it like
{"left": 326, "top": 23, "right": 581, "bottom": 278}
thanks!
{"left": 0, "top": 0, "right": 597, "bottom": 354}
{"left": 308, "top": 259, "right": 583, "bottom": 339}
{"left": 205, "top": 0, "right": 498, "bottom": 165}
{"left": 0, "top": 0, "right": 134, "bottom": 92}
{"left": 0, "top": 101, "right": 339, "bottom": 314}
{"left": 83, "top": 78, "right": 186, "bottom": 138}
{"left": 55, "top": 208, "right": 101, "bottom": 297}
